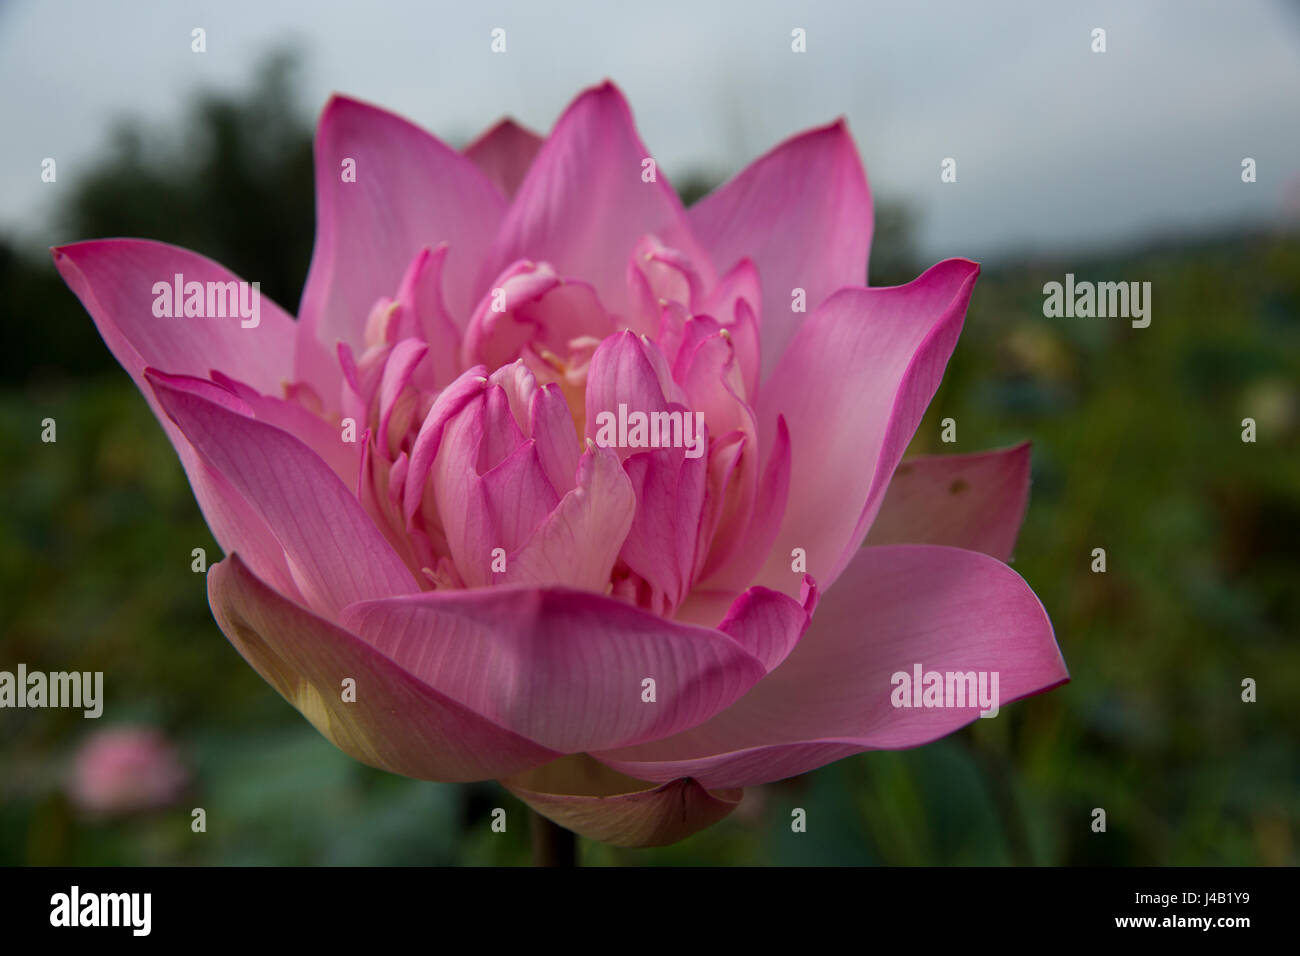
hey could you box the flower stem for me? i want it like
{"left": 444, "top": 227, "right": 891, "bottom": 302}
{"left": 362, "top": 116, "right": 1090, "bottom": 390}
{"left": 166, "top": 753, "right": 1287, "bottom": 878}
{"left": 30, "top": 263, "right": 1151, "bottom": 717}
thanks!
{"left": 529, "top": 809, "right": 578, "bottom": 866}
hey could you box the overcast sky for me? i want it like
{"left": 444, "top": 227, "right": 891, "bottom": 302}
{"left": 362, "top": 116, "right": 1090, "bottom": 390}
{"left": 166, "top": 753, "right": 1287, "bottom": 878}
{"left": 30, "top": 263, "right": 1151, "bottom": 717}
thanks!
{"left": 2, "top": 0, "right": 1298, "bottom": 265}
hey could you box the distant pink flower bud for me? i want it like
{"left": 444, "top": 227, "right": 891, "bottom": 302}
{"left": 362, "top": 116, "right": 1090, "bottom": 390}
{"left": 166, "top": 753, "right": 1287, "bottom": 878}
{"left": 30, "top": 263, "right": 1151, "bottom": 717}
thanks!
{"left": 69, "top": 726, "right": 187, "bottom": 816}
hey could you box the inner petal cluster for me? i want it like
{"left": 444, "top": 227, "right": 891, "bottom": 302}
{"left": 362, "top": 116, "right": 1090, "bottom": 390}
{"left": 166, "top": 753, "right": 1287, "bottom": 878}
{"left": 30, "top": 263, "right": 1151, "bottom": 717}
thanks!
{"left": 288, "top": 235, "right": 775, "bottom": 619}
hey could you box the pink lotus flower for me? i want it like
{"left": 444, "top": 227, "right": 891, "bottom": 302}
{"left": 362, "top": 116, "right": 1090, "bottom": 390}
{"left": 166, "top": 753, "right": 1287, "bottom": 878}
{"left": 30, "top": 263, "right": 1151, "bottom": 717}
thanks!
{"left": 68, "top": 726, "right": 187, "bottom": 816}
{"left": 54, "top": 82, "right": 1067, "bottom": 848}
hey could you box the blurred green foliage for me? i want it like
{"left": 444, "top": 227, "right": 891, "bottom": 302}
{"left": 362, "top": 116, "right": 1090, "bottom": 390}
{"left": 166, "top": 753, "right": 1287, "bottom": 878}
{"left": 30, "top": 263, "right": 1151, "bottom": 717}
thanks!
{"left": 1, "top": 58, "right": 1296, "bottom": 866}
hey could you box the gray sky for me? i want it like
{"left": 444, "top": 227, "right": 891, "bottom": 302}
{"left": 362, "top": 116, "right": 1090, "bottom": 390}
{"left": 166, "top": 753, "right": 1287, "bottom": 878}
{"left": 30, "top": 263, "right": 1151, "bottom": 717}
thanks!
{"left": 2, "top": 0, "right": 1298, "bottom": 264}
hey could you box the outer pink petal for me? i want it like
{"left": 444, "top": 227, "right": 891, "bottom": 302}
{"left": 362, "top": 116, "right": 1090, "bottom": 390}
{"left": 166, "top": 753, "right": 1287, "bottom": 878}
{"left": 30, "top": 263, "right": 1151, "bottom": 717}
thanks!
{"left": 484, "top": 81, "right": 714, "bottom": 318}
{"left": 51, "top": 239, "right": 296, "bottom": 393}
{"left": 687, "top": 120, "right": 871, "bottom": 379}
{"left": 595, "top": 544, "right": 1067, "bottom": 789}
{"left": 208, "top": 370, "right": 362, "bottom": 490}
{"left": 753, "top": 259, "right": 980, "bottom": 598}
{"left": 148, "top": 371, "right": 419, "bottom": 617}
{"left": 52, "top": 240, "right": 303, "bottom": 600}
{"left": 500, "top": 755, "right": 741, "bottom": 848}
{"left": 210, "top": 555, "right": 559, "bottom": 782}
{"left": 297, "top": 95, "right": 507, "bottom": 393}
{"left": 864, "top": 443, "right": 1032, "bottom": 562}
{"left": 339, "top": 582, "right": 811, "bottom": 754}
{"left": 463, "top": 118, "right": 544, "bottom": 199}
